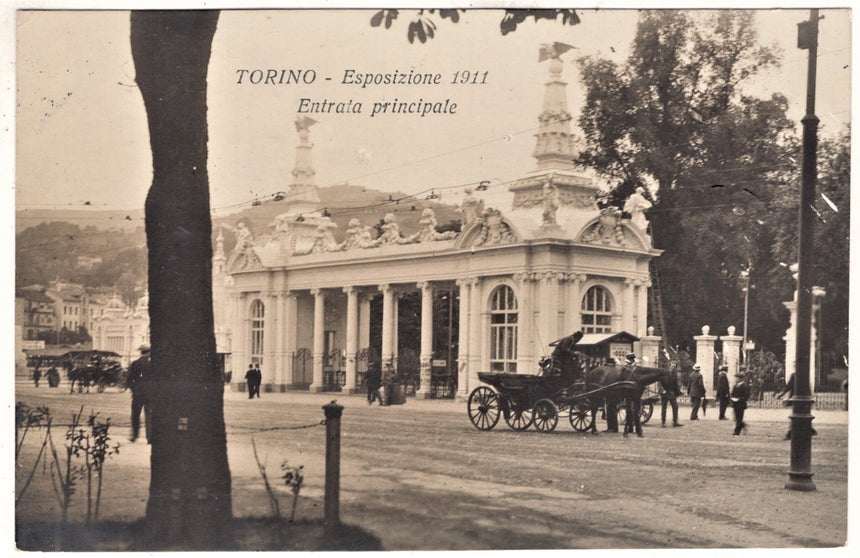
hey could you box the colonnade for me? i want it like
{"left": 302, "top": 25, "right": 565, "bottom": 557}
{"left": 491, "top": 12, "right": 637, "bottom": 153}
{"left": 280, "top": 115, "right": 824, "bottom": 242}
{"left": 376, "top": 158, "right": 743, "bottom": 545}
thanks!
{"left": 230, "top": 271, "right": 651, "bottom": 398}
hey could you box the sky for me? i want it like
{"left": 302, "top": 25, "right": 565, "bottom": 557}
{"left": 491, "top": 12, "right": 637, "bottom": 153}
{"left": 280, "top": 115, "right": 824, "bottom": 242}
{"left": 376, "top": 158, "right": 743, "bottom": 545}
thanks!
{"left": 10, "top": 5, "right": 852, "bottom": 220}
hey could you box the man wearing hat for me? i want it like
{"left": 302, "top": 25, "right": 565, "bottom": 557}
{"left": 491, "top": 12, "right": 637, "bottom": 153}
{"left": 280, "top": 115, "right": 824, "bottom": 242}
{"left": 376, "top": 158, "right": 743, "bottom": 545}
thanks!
{"left": 730, "top": 369, "right": 750, "bottom": 435}
{"left": 127, "top": 344, "right": 152, "bottom": 443}
{"left": 716, "top": 365, "right": 731, "bottom": 420}
{"left": 687, "top": 363, "right": 706, "bottom": 420}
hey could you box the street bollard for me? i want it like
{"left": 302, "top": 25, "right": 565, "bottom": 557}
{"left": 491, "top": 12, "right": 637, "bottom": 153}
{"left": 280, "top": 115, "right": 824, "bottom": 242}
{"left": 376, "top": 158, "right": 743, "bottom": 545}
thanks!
{"left": 323, "top": 400, "right": 344, "bottom": 535}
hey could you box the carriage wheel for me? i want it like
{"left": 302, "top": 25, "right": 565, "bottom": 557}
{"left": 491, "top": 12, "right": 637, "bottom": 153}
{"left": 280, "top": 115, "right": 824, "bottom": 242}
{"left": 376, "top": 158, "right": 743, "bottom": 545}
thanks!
{"left": 502, "top": 396, "right": 535, "bottom": 430}
{"left": 569, "top": 403, "right": 595, "bottom": 432}
{"left": 468, "top": 387, "right": 501, "bottom": 430}
{"left": 640, "top": 402, "right": 654, "bottom": 424}
{"left": 533, "top": 399, "right": 559, "bottom": 433}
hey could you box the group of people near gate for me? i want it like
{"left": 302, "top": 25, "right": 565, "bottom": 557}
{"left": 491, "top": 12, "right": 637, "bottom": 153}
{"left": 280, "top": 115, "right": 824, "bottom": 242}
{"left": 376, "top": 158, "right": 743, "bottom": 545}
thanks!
{"left": 656, "top": 361, "right": 751, "bottom": 436}
{"left": 594, "top": 353, "right": 752, "bottom": 436}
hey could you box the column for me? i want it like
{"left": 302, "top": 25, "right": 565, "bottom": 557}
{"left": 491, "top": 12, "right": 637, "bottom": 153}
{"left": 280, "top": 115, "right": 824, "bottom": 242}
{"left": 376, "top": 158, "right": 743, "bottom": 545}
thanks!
{"left": 416, "top": 281, "right": 434, "bottom": 399}
{"left": 514, "top": 273, "right": 534, "bottom": 373}
{"left": 234, "top": 292, "right": 247, "bottom": 389}
{"left": 623, "top": 278, "right": 637, "bottom": 335}
{"left": 343, "top": 286, "right": 359, "bottom": 395}
{"left": 283, "top": 292, "right": 297, "bottom": 388}
{"left": 262, "top": 290, "right": 277, "bottom": 391}
{"left": 567, "top": 273, "right": 587, "bottom": 334}
{"left": 309, "top": 288, "right": 326, "bottom": 392}
{"left": 455, "top": 278, "right": 471, "bottom": 400}
{"left": 539, "top": 272, "right": 560, "bottom": 354}
{"left": 468, "top": 277, "right": 482, "bottom": 393}
{"left": 640, "top": 326, "right": 661, "bottom": 368}
{"left": 693, "top": 325, "right": 718, "bottom": 398}
{"left": 721, "top": 326, "right": 743, "bottom": 378}
{"left": 273, "top": 290, "right": 286, "bottom": 390}
{"left": 380, "top": 284, "right": 395, "bottom": 368}
{"left": 637, "top": 279, "right": 650, "bottom": 339}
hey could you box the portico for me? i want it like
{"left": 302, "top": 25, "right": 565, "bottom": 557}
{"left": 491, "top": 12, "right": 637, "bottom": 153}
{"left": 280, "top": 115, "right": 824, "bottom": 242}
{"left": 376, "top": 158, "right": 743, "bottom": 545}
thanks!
{"left": 220, "top": 48, "right": 662, "bottom": 399}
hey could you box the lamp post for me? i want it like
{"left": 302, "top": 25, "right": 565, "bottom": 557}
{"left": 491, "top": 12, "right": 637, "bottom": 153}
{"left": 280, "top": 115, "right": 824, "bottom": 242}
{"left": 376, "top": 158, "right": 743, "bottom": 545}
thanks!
{"left": 739, "top": 267, "right": 750, "bottom": 363}
{"left": 785, "top": 8, "right": 820, "bottom": 492}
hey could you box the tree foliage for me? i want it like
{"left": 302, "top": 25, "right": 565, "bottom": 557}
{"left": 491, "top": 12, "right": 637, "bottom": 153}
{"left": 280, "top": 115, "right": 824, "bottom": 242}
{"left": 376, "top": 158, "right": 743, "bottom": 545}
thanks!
{"left": 370, "top": 8, "right": 580, "bottom": 43}
{"left": 575, "top": 10, "right": 846, "bottom": 359}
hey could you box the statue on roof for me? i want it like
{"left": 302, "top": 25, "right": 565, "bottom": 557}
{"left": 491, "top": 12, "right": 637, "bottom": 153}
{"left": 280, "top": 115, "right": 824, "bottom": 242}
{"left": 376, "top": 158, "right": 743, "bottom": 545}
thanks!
{"left": 541, "top": 177, "right": 560, "bottom": 226}
{"left": 623, "top": 187, "right": 652, "bottom": 230}
{"left": 460, "top": 187, "right": 485, "bottom": 227}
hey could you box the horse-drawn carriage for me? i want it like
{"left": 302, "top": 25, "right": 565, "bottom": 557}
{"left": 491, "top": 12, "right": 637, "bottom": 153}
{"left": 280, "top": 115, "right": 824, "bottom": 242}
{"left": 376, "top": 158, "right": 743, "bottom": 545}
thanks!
{"left": 467, "top": 331, "right": 669, "bottom": 435}
{"left": 62, "top": 350, "right": 126, "bottom": 393}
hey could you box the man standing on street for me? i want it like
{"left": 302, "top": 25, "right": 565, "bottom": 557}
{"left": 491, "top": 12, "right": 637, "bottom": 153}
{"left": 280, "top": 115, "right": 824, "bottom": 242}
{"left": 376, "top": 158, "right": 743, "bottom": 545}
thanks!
{"left": 731, "top": 369, "right": 750, "bottom": 435}
{"left": 245, "top": 363, "right": 260, "bottom": 399}
{"left": 127, "top": 344, "right": 152, "bottom": 443}
{"left": 660, "top": 364, "right": 684, "bottom": 428}
{"left": 254, "top": 363, "right": 263, "bottom": 398}
{"left": 688, "top": 363, "right": 706, "bottom": 420}
{"left": 716, "top": 365, "right": 731, "bottom": 420}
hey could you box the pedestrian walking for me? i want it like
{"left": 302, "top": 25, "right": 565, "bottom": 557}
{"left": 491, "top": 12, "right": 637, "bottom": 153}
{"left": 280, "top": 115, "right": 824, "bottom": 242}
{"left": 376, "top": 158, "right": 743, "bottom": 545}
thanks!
{"left": 716, "top": 365, "right": 731, "bottom": 420}
{"left": 254, "top": 363, "right": 263, "bottom": 398}
{"left": 127, "top": 344, "right": 152, "bottom": 443}
{"left": 245, "top": 363, "right": 261, "bottom": 399}
{"left": 32, "top": 366, "right": 42, "bottom": 388}
{"left": 381, "top": 363, "right": 397, "bottom": 406}
{"left": 730, "top": 370, "right": 750, "bottom": 436}
{"left": 366, "top": 361, "right": 384, "bottom": 405}
{"left": 660, "top": 363, "right": 683, "bottom": 428}
{"left": 46, "top": 366, "right": 60, "bottom": 388}
{"left": 688, "top": 363, "right": 706, "bottom": 420}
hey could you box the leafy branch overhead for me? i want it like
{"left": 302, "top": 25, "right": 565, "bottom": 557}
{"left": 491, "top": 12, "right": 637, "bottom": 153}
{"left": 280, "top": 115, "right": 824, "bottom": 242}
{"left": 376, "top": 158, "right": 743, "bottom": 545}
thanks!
{"left": 370, "top": 9, "right": 580, "bottom": 43}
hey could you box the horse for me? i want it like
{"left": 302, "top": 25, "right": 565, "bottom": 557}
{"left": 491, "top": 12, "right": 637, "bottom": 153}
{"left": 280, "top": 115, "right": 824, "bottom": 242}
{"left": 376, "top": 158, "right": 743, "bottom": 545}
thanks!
{"left": 580, "top": 364, "right": 676, "bottom": 437}
{"left": 547, "top": 332, "right": 674, "bottom": 437}
{"left": 68, "top": 362, "right": 125, "bottom": 393}
{"left": 69, "top": 365, "right": 95, "bottom": 393}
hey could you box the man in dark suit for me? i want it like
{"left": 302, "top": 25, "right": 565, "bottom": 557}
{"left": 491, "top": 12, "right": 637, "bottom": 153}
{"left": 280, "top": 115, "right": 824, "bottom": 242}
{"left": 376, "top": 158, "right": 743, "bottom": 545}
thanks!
{"left": 245, "top": 363, "right": 261, "bottom": 399}
{"left": 716, "top": 365, "right": 731, "bottom": 420}
{"left": 127, "top": 344, "right": 152, "bottom": 443}
{"left": 731, "top": 370, "right": 750, "bottom": 435}
{"left": 660, "top": 364, "right": 684, "bottom": 427}
{"left": 688, "top": 363, "right": 706, "bottom": 420}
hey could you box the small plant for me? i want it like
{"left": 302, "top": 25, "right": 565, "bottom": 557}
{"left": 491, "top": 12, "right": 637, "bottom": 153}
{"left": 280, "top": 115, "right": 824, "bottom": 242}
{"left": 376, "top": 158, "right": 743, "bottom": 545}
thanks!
{"left": 281, "top": 460, "right": 304, "bottom": 523}
{"left": 251, "top": 437, "right": 281, "bottom": 519}
{"left": 43, "top": 406, "right": 120, "bottom": 525}
{"left": 15, "top": 402, "right": 52, "bottom": 504}
{"left": 250, "top": 439, "right": 305, "bottom": 524}
{"left": 48, "top": 406, "right": 85, "bottom": 524}
{"left": 15, "top": 402, "right": 50, "bottom": 461}
{"left": 78, "top": 412, "right": 121, "bottom": 522}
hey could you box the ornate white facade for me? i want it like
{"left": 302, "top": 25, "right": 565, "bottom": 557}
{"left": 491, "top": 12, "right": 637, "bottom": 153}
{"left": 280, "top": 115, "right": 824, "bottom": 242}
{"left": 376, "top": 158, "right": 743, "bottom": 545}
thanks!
{"left": 222, "top": 52, "right": 661, "bottom": 398}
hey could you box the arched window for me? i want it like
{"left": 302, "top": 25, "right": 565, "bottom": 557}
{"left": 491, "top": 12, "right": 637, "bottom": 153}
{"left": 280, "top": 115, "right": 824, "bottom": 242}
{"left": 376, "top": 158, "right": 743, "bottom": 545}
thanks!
{"left": 489, "top": 285, "right": 518, "bottom": 372}
{"left": 581, "top": 286, "right": 612, "bottom": 334}
{"left": 250, "top": 300, "right": 265, "bottom": 365}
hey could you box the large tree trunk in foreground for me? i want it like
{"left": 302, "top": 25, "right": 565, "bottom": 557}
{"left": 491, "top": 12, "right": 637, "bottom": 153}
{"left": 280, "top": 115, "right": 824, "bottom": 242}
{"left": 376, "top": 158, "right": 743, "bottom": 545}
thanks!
{"left": 130, "top": 11, "right": 231, "bottom": 548}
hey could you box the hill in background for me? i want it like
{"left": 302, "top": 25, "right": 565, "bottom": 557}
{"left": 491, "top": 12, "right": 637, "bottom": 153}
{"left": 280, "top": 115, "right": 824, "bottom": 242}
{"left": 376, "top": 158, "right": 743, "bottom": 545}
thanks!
{"left": 16, "top": 184, "right": 464, "bottom": 289}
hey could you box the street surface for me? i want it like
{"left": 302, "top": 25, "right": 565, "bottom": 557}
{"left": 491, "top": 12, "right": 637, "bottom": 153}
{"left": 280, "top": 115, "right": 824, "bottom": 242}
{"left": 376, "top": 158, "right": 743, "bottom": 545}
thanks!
{"left": 14, "top": 382, "right": 849, "bottom": 550}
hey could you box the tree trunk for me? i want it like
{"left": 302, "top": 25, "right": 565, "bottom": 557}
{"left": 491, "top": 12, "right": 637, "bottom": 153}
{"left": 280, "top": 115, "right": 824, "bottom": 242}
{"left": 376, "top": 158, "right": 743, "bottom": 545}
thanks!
{"left": 130, "top": 11, "right": 232, "bottom": 548}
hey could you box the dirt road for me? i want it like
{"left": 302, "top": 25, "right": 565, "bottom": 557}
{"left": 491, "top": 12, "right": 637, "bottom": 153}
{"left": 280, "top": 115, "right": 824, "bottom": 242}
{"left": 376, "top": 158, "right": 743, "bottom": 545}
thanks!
{"left": 14, "top": 384, "right": 849, "bottom": 550}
